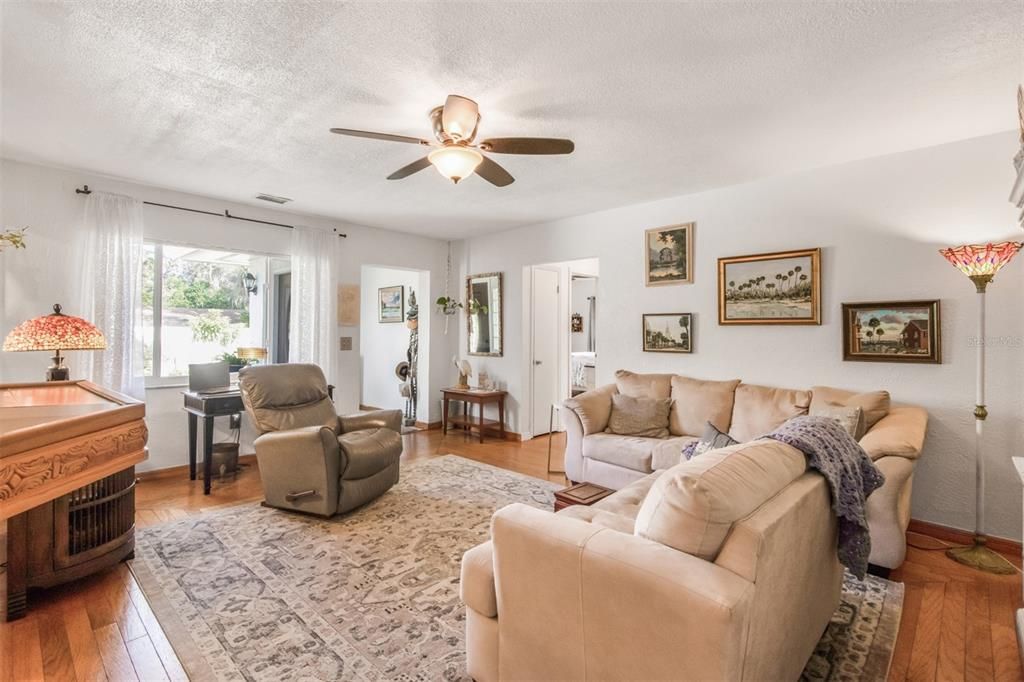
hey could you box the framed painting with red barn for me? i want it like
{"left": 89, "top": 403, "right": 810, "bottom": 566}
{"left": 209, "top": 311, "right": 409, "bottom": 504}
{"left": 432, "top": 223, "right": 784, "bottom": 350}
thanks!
{"left": 842, "top": 300, "right": 941, "bottom": 363}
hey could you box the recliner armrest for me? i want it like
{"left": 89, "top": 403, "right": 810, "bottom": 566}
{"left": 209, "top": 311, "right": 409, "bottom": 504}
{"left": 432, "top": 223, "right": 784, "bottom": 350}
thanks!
{"left": 340, "top": 409, "right": 403, "bottom": 434}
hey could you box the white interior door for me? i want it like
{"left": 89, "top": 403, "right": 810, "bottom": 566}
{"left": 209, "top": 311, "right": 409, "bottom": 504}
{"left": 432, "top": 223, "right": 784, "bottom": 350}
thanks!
{"left": 531, "top": 267, "right": 560, "bottom": 437}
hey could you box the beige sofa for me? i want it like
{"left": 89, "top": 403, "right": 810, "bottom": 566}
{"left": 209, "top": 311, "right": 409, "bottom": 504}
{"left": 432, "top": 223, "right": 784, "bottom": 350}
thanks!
{"left": 560, "top": 371, "right": 928, "bottom": 570}
{"left": 462, "top": 437, "right": 844, "bottom": 681}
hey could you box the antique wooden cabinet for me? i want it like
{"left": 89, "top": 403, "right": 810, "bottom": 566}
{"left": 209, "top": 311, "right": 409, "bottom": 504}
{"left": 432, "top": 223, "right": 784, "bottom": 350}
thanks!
{"left": 0, "top": 381, "right": 147, "bottom": 620}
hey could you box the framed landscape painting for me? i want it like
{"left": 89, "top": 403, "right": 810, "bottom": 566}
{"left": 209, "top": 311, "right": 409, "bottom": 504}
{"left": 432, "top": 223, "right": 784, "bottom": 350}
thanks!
{"left": 378, "top": 285, "right": 404, "bottom": 323}
{"left": 644, "top": 223, "right": 694, "bottom": 286}
{"left": 718, "top": 248, "right": 821, "bottom": 325}
{"left": 643, "top": 313, "right": 693, "bottom": 353}
{"left": 842, "top": 300, "right": 941, "bottom": 363}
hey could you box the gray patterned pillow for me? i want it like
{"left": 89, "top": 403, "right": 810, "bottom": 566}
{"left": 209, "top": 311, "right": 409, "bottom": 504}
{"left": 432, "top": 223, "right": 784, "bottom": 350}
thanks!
{"left": 605, "top": 394, "right": 671, "bottom": 438}
{"left": 810, "top": 403, "right": 866, "bottom": 440}
{"left": 682, "top": 421, "right": 739, "bottom": 460}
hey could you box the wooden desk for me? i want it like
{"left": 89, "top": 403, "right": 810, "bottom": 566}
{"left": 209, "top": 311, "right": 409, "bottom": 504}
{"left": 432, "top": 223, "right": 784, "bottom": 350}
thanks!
{"left": 0, "top": 381, "right": 147, "bottom": 619}
{"left": 183, "top": 390, "right": 244, "bottom": 495}
{"left": 441, "top": 387, "right": 507, "bottom": 443}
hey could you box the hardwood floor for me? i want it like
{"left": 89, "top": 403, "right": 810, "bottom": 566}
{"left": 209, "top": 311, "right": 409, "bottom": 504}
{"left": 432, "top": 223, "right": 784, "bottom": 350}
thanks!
{"left": 1, "top": 429, "right": 1020, "bottom": 681}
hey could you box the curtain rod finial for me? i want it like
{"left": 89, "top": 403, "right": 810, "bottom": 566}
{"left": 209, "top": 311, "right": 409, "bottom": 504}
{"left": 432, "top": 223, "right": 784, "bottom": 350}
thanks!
{"left": 75, "top": 185, "right": 91, "bottom": 194}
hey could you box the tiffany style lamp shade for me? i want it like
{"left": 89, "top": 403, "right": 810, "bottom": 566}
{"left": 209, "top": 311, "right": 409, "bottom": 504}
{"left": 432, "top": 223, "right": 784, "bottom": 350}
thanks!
{"left": 938, "top": 240, "right": 1022, "bottom": 575}
{"left": 2, "top": 304, "right": 106, "bottom": 380}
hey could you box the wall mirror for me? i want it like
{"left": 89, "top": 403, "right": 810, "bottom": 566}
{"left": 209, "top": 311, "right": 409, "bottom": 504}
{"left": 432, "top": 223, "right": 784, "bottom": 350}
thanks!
{"left": 467, "top": 272, "right": 503, "bottom": 356}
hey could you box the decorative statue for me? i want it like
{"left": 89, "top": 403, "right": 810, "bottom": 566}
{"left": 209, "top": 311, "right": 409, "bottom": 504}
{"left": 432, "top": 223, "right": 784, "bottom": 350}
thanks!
{"left": 453, "top": 355, "right": 472, "bottom": 389}
{"left": 401, "top": 290, "right": 419, "bottom": 426}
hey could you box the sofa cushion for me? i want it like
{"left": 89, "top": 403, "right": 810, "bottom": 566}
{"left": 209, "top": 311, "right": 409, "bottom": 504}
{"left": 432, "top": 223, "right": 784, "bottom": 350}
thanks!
{"left": 652, "top": 436, "right": 699, "bottom": 471}
{"left": 582, "top": 433, "right": 656, "bottom": 472}
{"left": 810, "top": 386, "right": 890, "bottom": 431}
{"left": 634, "top": 439, "right": 807, "bottom": 560}
{"left": 668, "top": 376, "right": 741, "bottom": 436}
{"left": 614, "top": 370, "right": 672, "bottom": 400}
{"left": 556, "top": 505, "right": 637, "bottom": 534}
{"left": 729, "top": 383, "right": 811, "bottom": 442}
{"left": 593, "top": 470, "right": 664, "bottom": 520}
{"left": 606, "top": 394, "right": 671, "bottom": 438}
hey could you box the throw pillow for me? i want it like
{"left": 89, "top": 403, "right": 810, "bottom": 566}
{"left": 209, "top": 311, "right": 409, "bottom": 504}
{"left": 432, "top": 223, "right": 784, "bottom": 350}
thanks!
{"left": 811, "top": 403, "right": 866, "bottom": 440}
{"left": 810, "top": 386, "right": 890, "bottom": 431}
{"left": 605, "top": 394, "right": 671, "bottom": 438}
{"left": 682, "top": 421, "right": 739, "bottom": 460}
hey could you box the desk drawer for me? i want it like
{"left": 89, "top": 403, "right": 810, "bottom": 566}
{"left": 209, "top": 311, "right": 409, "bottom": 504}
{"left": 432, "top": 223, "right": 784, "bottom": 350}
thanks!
{"left": 205, "top": 396, "right": 243, "bottom": 414}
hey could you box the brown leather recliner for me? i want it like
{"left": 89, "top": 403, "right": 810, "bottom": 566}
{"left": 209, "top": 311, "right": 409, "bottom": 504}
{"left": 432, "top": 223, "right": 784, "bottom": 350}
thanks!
{"left": 238, "top": 363, "right": 403, "bottom": 516}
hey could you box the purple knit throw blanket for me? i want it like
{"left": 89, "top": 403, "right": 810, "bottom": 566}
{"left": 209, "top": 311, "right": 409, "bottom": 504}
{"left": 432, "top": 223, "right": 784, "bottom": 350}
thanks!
{"left": 766, "top": 415, "right": 885, "bottom": 579}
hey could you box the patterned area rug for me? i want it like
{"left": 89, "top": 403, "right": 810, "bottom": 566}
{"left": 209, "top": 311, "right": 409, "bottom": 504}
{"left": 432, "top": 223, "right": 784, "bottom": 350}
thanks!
{"left": 132, "top": 455, "right": 903, "bottom": 681}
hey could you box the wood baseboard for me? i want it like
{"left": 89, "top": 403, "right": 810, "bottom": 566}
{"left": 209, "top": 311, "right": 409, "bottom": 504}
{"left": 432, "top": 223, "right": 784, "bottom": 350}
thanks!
{"left": 907, "top": 518, "right": 1021, "bottom": 556}
{"left": 414, "top": 420, "right": 442, "bottom": 430}
{"left": 137, "top": 454, "right": 258, "bottom": 481}
{"left": 358, "top": 404, "right": 384, "bottom": 412}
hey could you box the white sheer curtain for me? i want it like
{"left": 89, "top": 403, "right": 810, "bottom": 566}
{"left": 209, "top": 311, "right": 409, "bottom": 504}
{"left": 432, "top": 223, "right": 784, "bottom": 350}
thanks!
{"left": 79, "top": 192, "right": 145, "bottom": 397}
{"left": 289, "top": 226, "right": 337, "bottom": 380}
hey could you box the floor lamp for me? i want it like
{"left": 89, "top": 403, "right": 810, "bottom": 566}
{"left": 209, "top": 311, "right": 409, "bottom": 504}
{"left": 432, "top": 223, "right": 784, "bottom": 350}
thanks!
{"left": 938, "top": 240, "right": 1023, "bottom": 575}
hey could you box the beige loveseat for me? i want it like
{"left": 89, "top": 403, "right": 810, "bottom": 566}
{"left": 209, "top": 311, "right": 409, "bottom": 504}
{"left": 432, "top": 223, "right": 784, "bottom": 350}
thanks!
{"left": 561, "top": 370, "right": 928, "bottom": 570}
{"left": 462, "top": 438, "right": 844, "bottom": 681}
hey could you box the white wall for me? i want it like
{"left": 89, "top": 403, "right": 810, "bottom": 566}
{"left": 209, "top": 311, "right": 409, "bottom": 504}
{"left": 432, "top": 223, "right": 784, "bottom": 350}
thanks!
{"left": 456, "top": 131, "right": 1024, "bottom": 541}
{"left": 0, "top": 159, "right": 457, "bottom": 471}
{"left": 359, "top": 265, "right": 426, "bottom": 415}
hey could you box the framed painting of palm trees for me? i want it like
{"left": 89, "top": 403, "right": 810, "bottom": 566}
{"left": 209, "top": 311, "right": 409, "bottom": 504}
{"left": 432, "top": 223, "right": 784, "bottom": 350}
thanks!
{"left": 718, "top": 248, "right": 821, "bottom": 325}
{"left": 841, "top": 300, "right": 941, "bottom": 363}
{"left": 644, "top": 223, "right": 694, "bottom": 286}
{"left": 643, "top": 313, "right": 693, "bottom": 353}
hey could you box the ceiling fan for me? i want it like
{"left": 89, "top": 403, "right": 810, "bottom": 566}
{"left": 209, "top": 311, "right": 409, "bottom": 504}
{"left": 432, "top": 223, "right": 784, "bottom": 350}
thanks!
{"left": 330, "top": 94, "right": 574, "bottom": 186}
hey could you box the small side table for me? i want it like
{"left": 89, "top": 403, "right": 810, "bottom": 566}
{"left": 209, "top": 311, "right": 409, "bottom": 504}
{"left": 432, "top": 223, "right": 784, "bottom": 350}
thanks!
{"left": 554, "top": 482, "right": 614, "bottom": 512}
{"left": 441, "top": 387, "right": 507, "bottom": 443}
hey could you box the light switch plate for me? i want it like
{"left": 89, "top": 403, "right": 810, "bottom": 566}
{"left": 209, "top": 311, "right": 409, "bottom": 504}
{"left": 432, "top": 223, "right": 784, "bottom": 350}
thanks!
{"left": 340, "top": 336, "right": 353, "bottom": 351}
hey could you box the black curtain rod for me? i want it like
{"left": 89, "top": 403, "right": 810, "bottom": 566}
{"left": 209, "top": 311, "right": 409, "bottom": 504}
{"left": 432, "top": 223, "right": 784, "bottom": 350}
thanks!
{"left": 74, "top": 185, "right": 346, "bottom": 238}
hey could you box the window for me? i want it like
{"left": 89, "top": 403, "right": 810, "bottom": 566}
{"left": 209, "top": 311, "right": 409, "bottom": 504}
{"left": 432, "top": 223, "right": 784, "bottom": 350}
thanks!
{"left": 143, "top": 243, "right": 277, "bottom": 384}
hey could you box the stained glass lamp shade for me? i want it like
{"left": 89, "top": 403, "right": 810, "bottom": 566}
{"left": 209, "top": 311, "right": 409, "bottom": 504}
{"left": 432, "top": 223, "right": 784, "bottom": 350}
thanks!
{"left": 938, "top": 241, "right": 1022, "bottom": 291}
{"left": 2, "top": 304, "right": 106, "bottom": 380}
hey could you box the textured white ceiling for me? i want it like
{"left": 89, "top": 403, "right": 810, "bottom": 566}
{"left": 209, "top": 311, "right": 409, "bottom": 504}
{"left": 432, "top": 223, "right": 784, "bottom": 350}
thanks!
{"left": 2, "top": 1, "right": 1021, "bottom": 239}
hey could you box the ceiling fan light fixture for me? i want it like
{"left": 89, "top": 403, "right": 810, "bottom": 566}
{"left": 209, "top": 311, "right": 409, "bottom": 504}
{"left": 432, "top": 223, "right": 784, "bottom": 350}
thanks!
{"left": 428, "top": 146, "right": 483, "bottom": 184}
{"left": 441, "top": 95, "right": 480, "bottom": 141}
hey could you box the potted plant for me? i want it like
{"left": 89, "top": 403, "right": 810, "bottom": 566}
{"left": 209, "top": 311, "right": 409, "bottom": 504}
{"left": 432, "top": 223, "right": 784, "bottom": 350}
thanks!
{"left": 218, "top": 351, "right": 249, "bottom": 373}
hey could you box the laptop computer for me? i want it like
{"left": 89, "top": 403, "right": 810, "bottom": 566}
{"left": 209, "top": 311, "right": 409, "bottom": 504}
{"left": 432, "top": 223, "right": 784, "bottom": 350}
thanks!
{"left": 188, "top": 362, "right": 233, "bottom": 394}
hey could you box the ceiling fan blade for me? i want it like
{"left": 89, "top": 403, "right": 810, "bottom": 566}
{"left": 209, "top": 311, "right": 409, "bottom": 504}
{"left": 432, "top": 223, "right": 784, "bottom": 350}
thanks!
{"left": 476, "top": 156, "right": 515, "bottom": 187}
{"left": 387, "top": 156, "right": 432, "bottom": 180}
{"left": 330, "top": 128, "right": 431, "bottom": 146}
{"left": 479, "top": 137, "right": 575, "bottom": 155}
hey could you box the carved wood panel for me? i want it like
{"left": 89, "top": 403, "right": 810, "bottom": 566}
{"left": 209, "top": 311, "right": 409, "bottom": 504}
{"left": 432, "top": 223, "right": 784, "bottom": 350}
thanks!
{"left": 0, "top": 421, "right": 147, "bottom": 503}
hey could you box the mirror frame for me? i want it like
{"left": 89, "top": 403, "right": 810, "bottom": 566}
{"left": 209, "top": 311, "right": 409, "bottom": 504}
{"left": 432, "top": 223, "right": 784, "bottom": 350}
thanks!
{"left": 466, "top": 271, "right": 503, "bottom": 357}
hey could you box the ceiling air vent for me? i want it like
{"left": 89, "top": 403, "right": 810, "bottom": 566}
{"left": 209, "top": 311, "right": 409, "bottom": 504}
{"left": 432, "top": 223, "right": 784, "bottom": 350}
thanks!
{"left": 256, "top": 193, "right": 292, "bottom": 205}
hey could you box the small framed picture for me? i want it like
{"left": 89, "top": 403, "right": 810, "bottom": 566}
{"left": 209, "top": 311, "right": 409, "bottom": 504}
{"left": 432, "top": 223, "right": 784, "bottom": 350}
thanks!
{"left": 842, "top": 300, "right": 941, "bottom": 363}
{"left": 378, "top": 285, "right": 404, "bottom": 323}
{"left": 718, "top": 247, "right": 821, "bottom": 325}
{"left": 643, "top": 313, "right": 693, "bottom": 353}
{"left": 644, "top": 223, "right": 694, "bottom": 286}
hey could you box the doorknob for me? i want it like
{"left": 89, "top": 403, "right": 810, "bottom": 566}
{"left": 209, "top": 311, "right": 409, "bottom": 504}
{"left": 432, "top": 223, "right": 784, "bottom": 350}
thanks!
{"left": 534, "top": 360, "right": 542, "bottom": 365}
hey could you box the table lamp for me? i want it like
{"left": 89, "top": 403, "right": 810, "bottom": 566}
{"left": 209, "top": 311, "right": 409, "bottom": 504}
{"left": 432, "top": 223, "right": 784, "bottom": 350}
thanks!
{"left": 237, "top": 347, "right": 268, "bottom": 365}
{"left": 938, "top": 240, "right": 1022, "bottom": 574}
{"left": 2, "top": 304, "right": 107, "bottom": 380}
